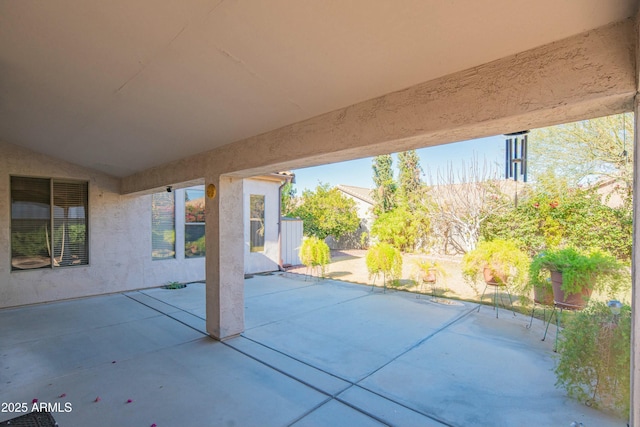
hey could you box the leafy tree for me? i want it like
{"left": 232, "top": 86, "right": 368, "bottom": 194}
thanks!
{"left": 397, "top": 150, "right": 423, "bottom": 202}
{"left": 280, "top": 181, "right": 297, "bottom": 216}
{"left": 291, "top": 183, "right": 359, "bottom": 240}
{"left": 371, "top": 154, "right": 397, "bottom": 214}
{"left": 370, "top": 205, "right": 429, "bottom": 252}
{"left": 369, "top": 151, "right": 430, "bottom": 253}
{"left": 529, "top": 112, "right": 633, "bottom": 205}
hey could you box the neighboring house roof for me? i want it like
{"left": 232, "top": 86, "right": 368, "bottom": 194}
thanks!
{"left": 336, "top": 185, "right": 375, "bottom": 206}
{"left": 251, "top": 171, "right": 295, "bottom": 183}
{"left": 590, "top": 177, "right": 628, "bottom": 208}
{"left": 427, "top": 179, "right": 522, "bottom": 199}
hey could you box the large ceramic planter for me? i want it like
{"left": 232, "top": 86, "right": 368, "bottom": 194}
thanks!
{"left": 533, "top": 283, "right": 554, "bottom": 305}
{"left": 550, "top": 271, "right": 592, "bottom": 310}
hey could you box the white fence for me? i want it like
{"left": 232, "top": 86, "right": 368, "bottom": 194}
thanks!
{"left": 281, "top": 218, "right": 303, "bottom": 266}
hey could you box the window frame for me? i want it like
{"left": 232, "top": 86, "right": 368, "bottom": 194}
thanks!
{"left": 184, "top": 187, "right": 206, "bottom": 258}
{"left": 151, "top": 191, "right": 176, "bottom": 260}
{"left": 10, "top": 175, "right": 89, "bottom": 271}
{"left": 249, "top": 194, "right": 265, "bottom": 253}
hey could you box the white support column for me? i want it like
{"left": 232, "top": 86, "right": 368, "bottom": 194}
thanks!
{"left": 204, "top": 175, "right": 245, "bottom": 340}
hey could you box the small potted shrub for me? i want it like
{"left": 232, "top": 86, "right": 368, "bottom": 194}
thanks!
{"left": 416, "top": 259, "right": 447, "bottom": 284}
{"left": 462, "top": 239, "right": 529, "bottom": 290}
{"left": 415, "top": 259, "right": 449, "bottom": 299}
{"left": 299, "top": 236, "right": 331, "bottom": 278}
{"left": 529, "top": 248, "right": 626, "bottom": 309}
{"left": 365, "top": 242, "right": 402, "bottom": 291}
{"left": 555, "top": 301, "right": 631, "bottom": 417}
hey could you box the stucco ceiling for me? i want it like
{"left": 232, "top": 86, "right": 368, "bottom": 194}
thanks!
{"left": 0, "top": 0, "right": 637, "bottom": 177}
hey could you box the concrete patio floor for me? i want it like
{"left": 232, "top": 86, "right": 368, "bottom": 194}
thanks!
{"left": 0, "top": 273, "right": 626, "bottom": 427}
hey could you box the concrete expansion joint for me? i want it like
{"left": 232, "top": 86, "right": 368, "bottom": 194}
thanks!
{"left": 123, "top": 288, "right": 479, "bottom": 427}
{"left": 123, "top": 292, "right": 209, "bottom": 337}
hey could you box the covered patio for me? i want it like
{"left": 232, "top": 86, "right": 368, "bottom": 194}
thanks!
{"left": 0, "top": 275, "right": 625, "bottom": 426}
{"left": 2, "top": 1, "right": 640, "bottom": 424}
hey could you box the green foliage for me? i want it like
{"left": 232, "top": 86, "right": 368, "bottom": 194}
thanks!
{"left": 555, "top": 301, "right": 631, "bottom": 417}
{"left": 299, "top": 236, "right": 331, "bottom": 277}
{"left": 164, "top": 281, "right": 186, "bottom": 289}
{"left": 370, "top": 204, "right": 429, "bottom": 252}
{"left": 186, "top": 235, "right": 206, "bottom": 257}
{"left": 415, "top": 259, "right": 448, "bottom": 282}
{"left": 482, "top": 187, "right": 632, "bottom": 260}
{"left": 291, "top": 183, "right": 360, "bottom": 240}
{"left": 371, "top": 155, "right": 397, "bottom": 214}
{"left": 529, "top": 248, "right": 627, "bottom": 297}
{"left": 365, "top": 243, "right": 402, "bottom": 287}
{"left": 461, "top": 239, "right": 530, "bottom": 290}
{"left": 280, "top": 181, "right": 297, "bottom": 216}
{"left": 529, "top": 113, "right": 633, "bottom": 199}
{"left": 359, "top": 231, "right": 369, "bottom": 249}
{"left": 397, "top": 150, "right": 423, "bottom": 201}
{"left": 11, "top": 226, "right": 49, "bottom": 257}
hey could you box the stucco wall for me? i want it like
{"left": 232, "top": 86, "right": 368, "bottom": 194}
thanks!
{"left": 243, "top": 179, "right": 281, "bottom": 274}
{"left": 0, "top": 142, "right": 204, "bottom": 308}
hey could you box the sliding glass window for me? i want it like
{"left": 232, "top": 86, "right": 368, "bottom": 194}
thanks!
{"left": 11, "top": 177, "right": 89, "bottom": 270}
{"left": 249, "top": 194, "right": 265, "bottom": 252}
{"left": 185, "top": 187, "right": 205, "bottom": 258}
{"left": 151, "top": 192, "right": 175, "bottom": 260}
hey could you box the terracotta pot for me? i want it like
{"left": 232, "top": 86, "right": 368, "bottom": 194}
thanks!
{"left": 483, "top": 266, "right": 506, "bottom": 286}
{"left": 550, "top": 271, "right": 592, "bottom": 310}
{"left": 533, "top": 283, "right": 554, "bottom": 305}
{"left": 422, "top": 268, "right": 437, "bottom": 283}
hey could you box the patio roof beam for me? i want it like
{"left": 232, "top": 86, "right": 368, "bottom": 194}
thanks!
{"left": 121, "top": 18, "right": 636, "bottom": 195}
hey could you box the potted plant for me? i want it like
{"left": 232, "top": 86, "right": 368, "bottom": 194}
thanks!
{"left": 462, "top": 239, "right": 529, "bottom": 290}
{"left": 529, "top": 247, "right": 626, "bottom": 309}
{"left": 555, "top": 301, "right": 631, "bottom": 417}
{"left": 415, "top": 259, "right": 449, "bottom": 299}
{"left": 299, "top": 236, "right": 331, "bottom": 278}
{"left": 416, "top": 259, "right": 447, "bottom": 284}
{"left": 531, "top": 278, "right": 554, "bottom": 306}
{"left": 365, "top": 242, "right": 402, "bottom": 292}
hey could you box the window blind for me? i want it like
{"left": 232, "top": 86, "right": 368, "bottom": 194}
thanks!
{"left": 250, "top": 194, "right": 265, "bottom": 252}
{"left": 53, "top": 180, "right": 89, "bottom": 266}
{"left": 11, "top": 177, "right": 88, "bottom": 270}
{"left": 151, "top": 192, "right": 175, "bottom": 260}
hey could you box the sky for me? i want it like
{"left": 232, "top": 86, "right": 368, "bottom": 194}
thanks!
{"left": 292, "top": 135, "right": 507, "bottom": 193}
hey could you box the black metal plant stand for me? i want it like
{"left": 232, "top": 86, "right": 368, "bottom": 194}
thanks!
{"left": 526, "top": 300, "right": 552, "bottom": 329}
{"left": 542, "top": 302, "right": 583, "bottom": 352}
{"left": 477, "top": 282, "right": 516, "bottom": 318}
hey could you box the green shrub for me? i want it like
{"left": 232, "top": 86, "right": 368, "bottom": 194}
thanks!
{"left": 555, "top": 301, "right": 631, "bottom": 417}
{"left": 366, "top": 243, "right": 402, "bottom": 289}
{"left": 299, "top": 236, "right": 331, "bottom": 277}
{"left": 461, "top": 239, "right": 530, "bottom": 290}
{"left": 370, "top": 204, "right": 429, "bottom": 252}
{"left": 482, "top": 188, "right": 632, "bottom": 260}
{"left": 529, "top": 248, "right": 627, "bottom": 297}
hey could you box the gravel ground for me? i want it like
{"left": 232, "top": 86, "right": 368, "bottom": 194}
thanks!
{"left": 286, "top": 249, "right": 632, "bottom": 310}
{"left": 287, "top": 249, "right": 484, "bottom": 303}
